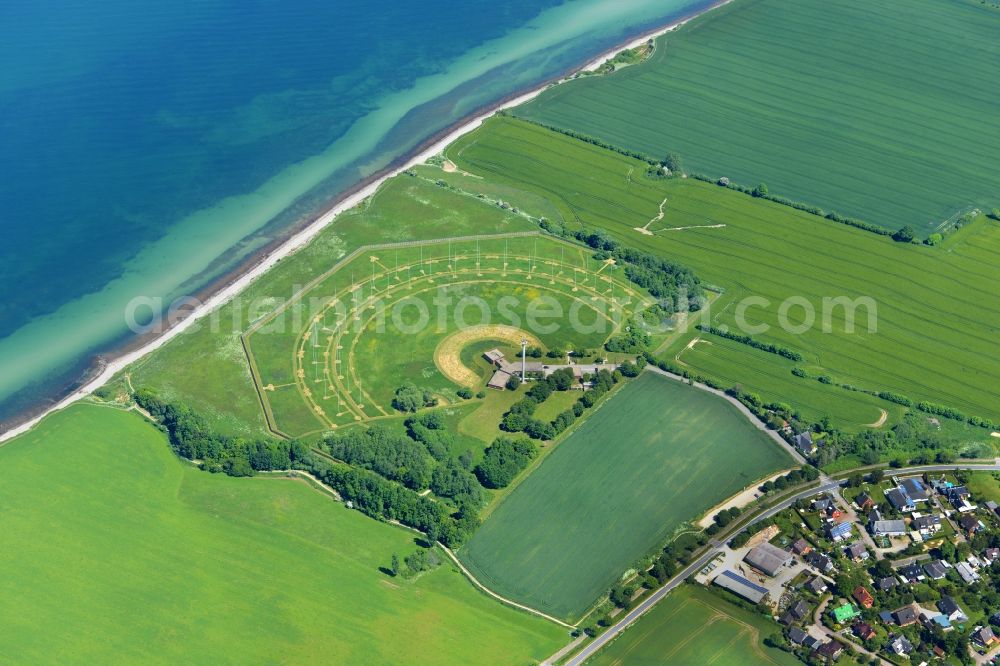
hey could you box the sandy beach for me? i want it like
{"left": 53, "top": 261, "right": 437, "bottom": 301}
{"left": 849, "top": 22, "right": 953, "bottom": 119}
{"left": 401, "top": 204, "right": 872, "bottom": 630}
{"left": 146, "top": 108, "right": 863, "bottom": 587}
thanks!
{"left": 0, "top": 0, "right": 729, "bottom": 445}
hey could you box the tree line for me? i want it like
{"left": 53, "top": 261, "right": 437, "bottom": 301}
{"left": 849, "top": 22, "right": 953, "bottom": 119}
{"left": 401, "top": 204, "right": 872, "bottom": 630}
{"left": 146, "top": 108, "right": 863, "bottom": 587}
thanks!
{"left": 696, "top": 324, "right": 803, "bottom": 361}
{"left": 499, "top": 364, "right": 636, "bottom": 442}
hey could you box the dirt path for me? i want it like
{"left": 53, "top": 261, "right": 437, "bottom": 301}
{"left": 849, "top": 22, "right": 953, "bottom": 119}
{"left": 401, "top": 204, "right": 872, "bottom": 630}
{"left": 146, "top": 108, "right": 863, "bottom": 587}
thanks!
{"left": 866, "top": 408, "right": 888, "bottom": 428}
{"left": 433, "top": 325, "right": 540, "bottom": 387}
{"left": 438, "top": 544, "right": 574, "bottom": 628}
{"left": 697, "top": 469, "right": 794, "bottom": 528}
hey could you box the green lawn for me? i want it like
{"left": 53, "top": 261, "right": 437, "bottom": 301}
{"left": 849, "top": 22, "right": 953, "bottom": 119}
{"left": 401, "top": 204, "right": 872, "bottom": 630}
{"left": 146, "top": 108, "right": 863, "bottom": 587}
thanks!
{"left": 588, "top": 585, "right": 801, "bottom": 666}
{"left": 516, "top": 0, "right": 1000, "bottom": 233}
{"left": 448, "top": 117, "right": 1000, "bottom": 428}
{"left": 459, "top": 371, "right": 792, "bottom": 620}
{"left": 0, "top": 404, "right": 564, "bottom": 664}
{"left": 123, "top": 175, "right": 537, "bottom": 436}
{"left": 243, "top": 233, "right": 650, "bottom": 436}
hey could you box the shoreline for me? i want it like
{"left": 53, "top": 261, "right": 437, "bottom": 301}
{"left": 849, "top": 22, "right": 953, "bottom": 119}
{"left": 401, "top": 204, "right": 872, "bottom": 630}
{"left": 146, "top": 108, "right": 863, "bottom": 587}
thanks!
{"left": 0, "top": 0, "right": 730, "bottom": 444}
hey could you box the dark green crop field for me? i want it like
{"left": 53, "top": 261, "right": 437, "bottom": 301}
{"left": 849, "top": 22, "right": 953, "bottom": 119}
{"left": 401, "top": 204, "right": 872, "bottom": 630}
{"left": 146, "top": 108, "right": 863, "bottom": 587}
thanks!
{"left": 516, "top": 0, "right": 1000, "bottom": 233}
{"left": 458, "top": 371, "right": 791, "bottom": 620}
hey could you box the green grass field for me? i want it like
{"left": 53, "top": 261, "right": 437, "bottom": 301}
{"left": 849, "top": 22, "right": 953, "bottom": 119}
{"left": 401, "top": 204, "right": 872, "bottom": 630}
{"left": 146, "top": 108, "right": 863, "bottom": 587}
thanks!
{"left": 123, "top": 175, "right": 538, "bottom": 436}
{"left": 0, "top": 404, "right": 564, "bottom": 664}
{"left": 449, "top": 117, "right": 1000, "bottom": 428}
{"left": 243, "top": 233, "right": 652, "bottom": 436}
{"left": 588, "top": 585, "right": 801, "bottom": 666}
{"left": 459, "top": 371, "right": 792, "bottom": 620}
{"left": 516, "top": 0, "right": 1000, "bottom": 233}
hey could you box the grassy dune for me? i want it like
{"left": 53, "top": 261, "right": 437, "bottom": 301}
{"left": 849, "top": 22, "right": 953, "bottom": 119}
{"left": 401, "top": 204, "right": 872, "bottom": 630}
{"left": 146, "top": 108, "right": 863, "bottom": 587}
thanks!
{"left": 0, "top": 404, "right": 564, "bottom": 664}
{"left": 449, "top": 118, "right": 1000, "bottom": 427}
{"left": 459, "top": 372, "right": 791, "bottom": 620}
{"left": 516, "top": 0, "right": 1000, "bottom": 232}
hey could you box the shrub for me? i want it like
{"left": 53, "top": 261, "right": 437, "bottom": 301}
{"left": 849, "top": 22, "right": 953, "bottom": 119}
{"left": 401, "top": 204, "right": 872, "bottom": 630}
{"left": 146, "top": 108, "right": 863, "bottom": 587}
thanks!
{"left": 474, "top": 437, "right": 537, "bottom": 488}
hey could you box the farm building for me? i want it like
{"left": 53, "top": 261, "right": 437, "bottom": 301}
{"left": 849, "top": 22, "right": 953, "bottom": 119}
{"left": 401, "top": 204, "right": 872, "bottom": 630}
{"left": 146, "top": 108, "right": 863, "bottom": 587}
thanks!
{"left": 487, "top": 369, "right": 511, "bottom": 390}
{"left": 713, "top": 570, "right": 768, "bottom": 604}
{"left": 744, "top": 542, "right": 793, "bottom": 577}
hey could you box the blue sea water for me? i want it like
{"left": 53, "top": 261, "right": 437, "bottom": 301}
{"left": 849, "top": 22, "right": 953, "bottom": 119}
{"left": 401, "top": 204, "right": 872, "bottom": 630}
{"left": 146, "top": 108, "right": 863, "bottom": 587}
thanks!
{"left": 0, "top": 0, "right": 707, "bottom": 428}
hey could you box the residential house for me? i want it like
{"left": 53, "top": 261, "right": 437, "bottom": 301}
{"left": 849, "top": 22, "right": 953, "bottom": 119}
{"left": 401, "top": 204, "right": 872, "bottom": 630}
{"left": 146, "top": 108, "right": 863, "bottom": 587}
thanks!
{"left": 812, "top": 497, "right": 833, "bottom": 512}
{"left": 985, "top": 500, "right": 999, "bottom": 514}
{"left": 876, "top": 576, "right": 898, "bottom": 593}
{"left": 788, "top": 626, "right": 808, "bottom": 645}
{"left": 921, "top": 612, "right": 952, "bottom": 631}
{"left": 791, "top": 538, "right": 812, "bottom": 556}
{"left": 923, "top": 559, "right": 950, "bottom": 580}
{"left": 744, "top": 542, "right": 793, "bottom": 577}
{"left": 897, "top": 563, "right": 925, "bottom": 584}
{"left": 946, "top": 486, "right": 976, "bottom": 513}
{"left": 827, "top": 521, "right": 853, "bottom": 542}
{"left": 845, "top": 541, "right": 868, "bottom": 562}
{"left": 885, "top": 488, "right": 916, "bottom": 513}
{"left": 985, "top": 548, "right": 1000, "bottom": 564}
{"left": 888, "top": 634, "right": 914, "bottom": 656}
{"left": 891, "top": 605, "right": 918, "bottom": 627}
{"left": 855, "top": 492, "right": 875, "bottom": 512}
{"left": 832, "top": 603, "right": 861, "bottom": 624}
{"left": 956, "top": 561, "right": 980, "bottom": 584}
{"left": 795, "top": 431, "right": 816, "bottom": 456}
{"left": 871, "top": 520, "right": 907, "bottom": 537}
{"left": 911, "top": 513, "right": 942, "bottom": 537}
{"left": 781, "top": 599, "right": 810, "bottom": 626}
{"left": 868, "top": 508, "right": 884, "bottom": 524}
{"left": 937, "top": 596, "right": 968, "bottom": 623}
{"left": 802, "top": 635, "right": 824, "bottom": 651}
{"left": 815, "top": 640, "right": 844, "bottom": 660}
{"left": 853, "top": 586, "right": 875, "bottom": 609}
{"left": 899, "top": 477, "right": 930, "bottom": 502}
{"left": 853, "top": 622, "right": 877, "bottom": 641}
{"left": 974, "top": 626, "right": 999, "bottom": 649}
{"left": 805, "top": 551, "right": 834, "bottom": 574}
{"left": 805, "top": 576, "right": 828, "bottom": 594}
{"left": 959, "top": 514, "right": 983, "bottom": 536}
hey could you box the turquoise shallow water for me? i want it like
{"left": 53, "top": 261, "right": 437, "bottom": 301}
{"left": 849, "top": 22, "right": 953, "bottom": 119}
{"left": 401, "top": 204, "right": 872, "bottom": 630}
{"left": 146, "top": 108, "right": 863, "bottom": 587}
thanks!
{"left": 0, "top": 0, "right": 707, "bottom": 427}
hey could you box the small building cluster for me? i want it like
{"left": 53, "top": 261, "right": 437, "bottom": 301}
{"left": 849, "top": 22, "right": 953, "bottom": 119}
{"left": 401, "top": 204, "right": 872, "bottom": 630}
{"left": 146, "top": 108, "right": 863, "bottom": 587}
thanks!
{"left": 482, "top": 348, "right": 617, "bottom": 391}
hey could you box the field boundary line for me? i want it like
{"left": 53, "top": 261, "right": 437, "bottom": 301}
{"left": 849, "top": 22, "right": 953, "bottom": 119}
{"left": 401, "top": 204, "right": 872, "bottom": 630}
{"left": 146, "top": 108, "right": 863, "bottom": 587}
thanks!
{"left": 439, "top": 544, "right": 575, "bottom": 628}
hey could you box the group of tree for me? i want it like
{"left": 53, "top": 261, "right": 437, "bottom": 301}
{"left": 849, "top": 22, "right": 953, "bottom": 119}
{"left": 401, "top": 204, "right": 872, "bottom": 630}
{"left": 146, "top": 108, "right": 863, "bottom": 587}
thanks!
{"left": 567, "top": 229, "right": 704, "bottom": 312}
{"left": 323, "top": 426, "right": 431, "bottom": 490}
{"left": 500, "top": 367, "right": 624, "bottom": 441}
{"left": 134, "top": 388, "right": 309, "bottom": 476}
{"left": 404, "top": 411, "right": 454, "bottom": 461}
{"left": 136, "top": 387, "right": 485, "bottom": 547}
{"left": 308, "top": 460, "right": 476, "bottom": 547}
{"left": 389, "top": 547, "right": 439, "bottom": 579}
{"left": 474, "top": 437, "right": 537, "bottom": 489}
{"left": 604, "top": 320, "right": 650, "bottom": 353}
{"left": 391, "top": 382, "right": 437, "bottom": 413}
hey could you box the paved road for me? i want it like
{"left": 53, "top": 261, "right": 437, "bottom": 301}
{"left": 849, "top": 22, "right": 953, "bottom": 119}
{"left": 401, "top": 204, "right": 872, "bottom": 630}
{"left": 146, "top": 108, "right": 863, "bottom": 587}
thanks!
{"left": 560, "top": 463, "right": 1000, "bottom": 664}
